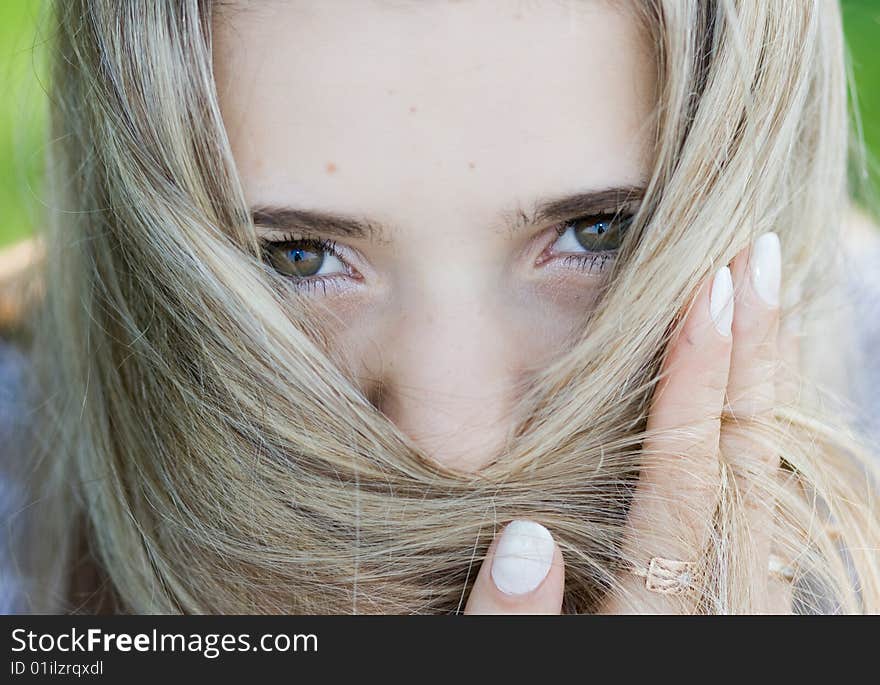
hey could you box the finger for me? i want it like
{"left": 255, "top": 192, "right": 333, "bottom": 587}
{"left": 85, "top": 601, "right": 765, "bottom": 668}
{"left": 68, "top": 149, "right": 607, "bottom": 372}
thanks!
{"left": 777, "top": 281, "right": 803, "bottom": 407}
{"left": 464, "top": 520, "right": 564, "bottom": 615}
{"left": 606, "top": 266, "right": 734, "bottom": 611}
{"left": 725, "top": 233, "right": 780, "bottom": 417}
{"left": 630, "top": 266, "right": 733, "bottom": 553}
{"left": 721, "top": 232, "right": 781, "bottom": 609}
{"left": 767, "top": 280, "right": 803, "bottom": 613}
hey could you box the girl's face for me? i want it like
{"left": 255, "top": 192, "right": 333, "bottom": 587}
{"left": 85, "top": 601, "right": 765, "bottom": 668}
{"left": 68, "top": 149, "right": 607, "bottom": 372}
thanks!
{"left": 213, "top": 0, "right": 655, "bottom": 471}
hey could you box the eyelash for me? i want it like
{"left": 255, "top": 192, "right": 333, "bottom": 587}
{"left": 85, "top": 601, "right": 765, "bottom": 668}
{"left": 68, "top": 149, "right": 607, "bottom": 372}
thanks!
{"left": 258, "top": 212, "right": 634, "bottom": 291}
{"left": 259, "top": 233, "right": 352, "bottom": 294}
{"left": 541, "top": 212, "right": 634, "bottom": 274}
{"left": 558, "top": 251, "right": 616, "bottom": 274}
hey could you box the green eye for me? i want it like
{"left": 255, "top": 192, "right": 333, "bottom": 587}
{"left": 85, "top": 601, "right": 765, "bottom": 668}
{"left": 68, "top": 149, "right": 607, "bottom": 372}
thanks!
{"left": 563, "top": 214, "right": 632, "bottom": 252}
{"left": 544, "top": 213, "right": 634, "bottom": 275}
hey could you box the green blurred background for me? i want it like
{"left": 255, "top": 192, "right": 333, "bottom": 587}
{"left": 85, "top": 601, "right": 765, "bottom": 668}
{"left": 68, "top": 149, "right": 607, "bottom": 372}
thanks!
{"left": 0, "top": 1, "right": 878, "bottom": 249}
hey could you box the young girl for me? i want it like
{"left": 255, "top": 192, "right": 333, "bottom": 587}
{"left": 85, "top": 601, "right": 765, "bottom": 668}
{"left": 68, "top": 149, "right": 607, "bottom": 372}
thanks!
{"left": 2, "top": 0, "right": 879, "bottom": 614}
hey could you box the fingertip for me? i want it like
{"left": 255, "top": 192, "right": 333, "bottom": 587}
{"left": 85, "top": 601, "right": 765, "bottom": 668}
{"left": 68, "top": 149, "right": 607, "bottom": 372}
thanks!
{"left": 731, "top": 232, "right": 782, "bottom": 315}
{"left": 724, "top": 232, "right": 784, "bottom": 417}
{"left": 751, "top": 232, "right": 781, "bottom": 309}
{"left": 654, "top": 266, "right": 736, "bottom": 413}
{"left": 464, "top": 520, "right": 564, "bottom": 615}
{"left": 709, "top": 266, "right": 734, "bottom": 337}
{"left": 491, "top": 520, "right": 556, "bottom": 595}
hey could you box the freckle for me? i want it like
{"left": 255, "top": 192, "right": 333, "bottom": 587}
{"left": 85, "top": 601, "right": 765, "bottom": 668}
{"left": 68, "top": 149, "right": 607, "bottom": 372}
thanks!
{"left": 468, "top": 162, "right": 476, "bottom": 170}
{"left": 325, "top": 162, "right": 337, "bottom": 174}
{"left": 387, "top": 88, "right": 396, "bottom": 95}
{"left": 514, "top": 12, "right": 523, "bottom": 20}
{"left": 408, "top": 105, "right": 417, "bottom": 114}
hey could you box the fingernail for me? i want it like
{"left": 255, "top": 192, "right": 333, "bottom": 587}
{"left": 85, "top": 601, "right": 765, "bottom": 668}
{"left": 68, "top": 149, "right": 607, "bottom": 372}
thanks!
{"left": 751, "top": 232, "right": 781, "bottom": 307}
{"left": 491, "top": 520, "right": 555, "bottom": 596}
{"left": 709, "top": 266, "right": 734, "bottom": 337}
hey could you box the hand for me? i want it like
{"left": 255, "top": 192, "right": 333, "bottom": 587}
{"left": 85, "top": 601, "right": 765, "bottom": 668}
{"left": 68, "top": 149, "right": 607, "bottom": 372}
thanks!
{"left": 465, "top": 232, "right": 790, "bottom": 614}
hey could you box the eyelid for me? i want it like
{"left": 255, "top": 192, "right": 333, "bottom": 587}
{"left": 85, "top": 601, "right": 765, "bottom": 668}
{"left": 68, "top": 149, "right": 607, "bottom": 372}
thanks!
{"left": 258, "top": 232, "right": 364, "bottom": 293}
{"left": 256, "top": 206, "right": 637, "bottom": 291}
{"left": 258, "top": 228, "right": 334, "bottom": 244}
{"left": 258, "top": 230, "right": 365, "bottom": 266}
{"left": 534, "top": 210, "right": 634, "bottom": 273}
{"left": 258, "top": 233, "right": 343, "bottom": 264}
{"left": 543, "top": 210, "right": 633, "bottom": 247}
{"left": 553, "top": 208, "right": 634, "bottom": 234}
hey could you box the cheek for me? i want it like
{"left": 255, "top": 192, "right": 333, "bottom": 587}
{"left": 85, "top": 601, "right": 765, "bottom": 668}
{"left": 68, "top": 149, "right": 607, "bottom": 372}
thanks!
{"left": 308, "top": 275, "right": 602, "bottom": 389}
{"left": 314, "top": 293, "right": 415, "bottom": 390}
{"left": 506, "top": 278, "right": 603, "bottom": 361}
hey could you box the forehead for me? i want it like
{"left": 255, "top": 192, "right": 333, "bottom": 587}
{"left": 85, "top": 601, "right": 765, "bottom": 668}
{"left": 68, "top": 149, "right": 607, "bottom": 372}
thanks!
{"left": 212, "top": 0, "right": 655, "bottom": 222}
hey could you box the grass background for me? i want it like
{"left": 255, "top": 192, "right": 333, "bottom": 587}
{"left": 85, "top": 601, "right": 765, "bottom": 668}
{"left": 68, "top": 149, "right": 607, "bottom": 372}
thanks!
{"left": 0, "top": 1, "right": 878, "bottom": 248}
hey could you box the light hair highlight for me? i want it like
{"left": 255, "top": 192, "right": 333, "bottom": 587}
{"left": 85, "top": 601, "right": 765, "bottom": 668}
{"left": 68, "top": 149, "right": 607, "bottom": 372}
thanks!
{"left": 16, "top": 0, "right": 880, "bottom": 613}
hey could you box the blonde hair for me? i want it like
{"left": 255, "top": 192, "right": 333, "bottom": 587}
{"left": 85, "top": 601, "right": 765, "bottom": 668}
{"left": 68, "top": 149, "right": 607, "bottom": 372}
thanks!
{"left": 19, "top": 0, "right": 880, "bottom": 613}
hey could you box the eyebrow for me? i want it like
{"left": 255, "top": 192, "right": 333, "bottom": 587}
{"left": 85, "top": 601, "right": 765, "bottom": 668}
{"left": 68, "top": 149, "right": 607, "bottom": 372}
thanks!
{"left": 250, "top": 185, "right": 645, "bottom": 241}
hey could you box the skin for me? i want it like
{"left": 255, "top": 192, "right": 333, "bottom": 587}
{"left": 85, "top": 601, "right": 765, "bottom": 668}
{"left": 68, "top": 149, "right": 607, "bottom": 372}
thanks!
{"left": 213, "top": 0, "right": 654, "bottom": 470}
{"left": 212, "top": 0, "right": 790, "bottom": 612}
{"left": 465, "top": 242, "right": 793, "bottom": 613}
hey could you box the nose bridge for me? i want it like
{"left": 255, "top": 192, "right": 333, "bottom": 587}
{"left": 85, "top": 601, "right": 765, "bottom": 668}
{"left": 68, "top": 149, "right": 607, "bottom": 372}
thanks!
{"left": 376, "top": 277, "right": 516, "bottom": 472}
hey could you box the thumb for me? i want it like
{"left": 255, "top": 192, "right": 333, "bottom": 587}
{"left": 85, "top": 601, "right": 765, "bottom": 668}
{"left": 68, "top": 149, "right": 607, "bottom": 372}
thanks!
{"left": 464, "top": 520, "right": 564, "bottom": 614}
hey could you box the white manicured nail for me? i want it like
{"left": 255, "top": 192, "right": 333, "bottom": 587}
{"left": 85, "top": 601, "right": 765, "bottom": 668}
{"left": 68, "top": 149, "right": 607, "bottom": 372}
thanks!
{"left": 491, "top": 520, "right": 554, "bottom": 596}
{"left": 751, "top": 232, "right": 781, "bottom": 307}
{"left": 710, "top": 266, "right": 734, "bottom": 337}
